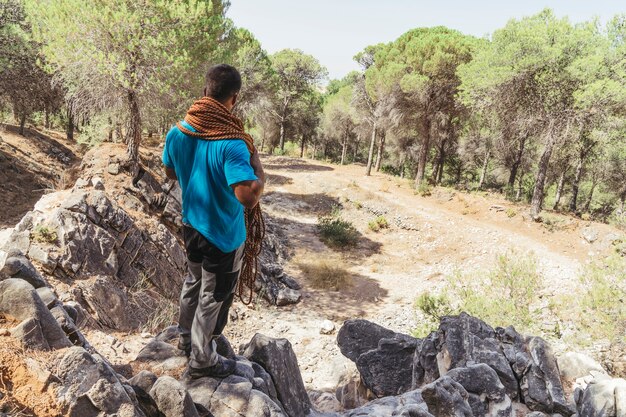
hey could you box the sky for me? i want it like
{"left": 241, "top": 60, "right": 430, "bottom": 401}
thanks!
{"left": 227, "top": 0, "right": 625, "bottom": 80}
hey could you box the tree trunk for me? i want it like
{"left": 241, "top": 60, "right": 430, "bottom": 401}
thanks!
{"left": 66, "top": 110, "right": 74, "bottom": 141}
{"left": 353, "top": 134, "right": 360, "bottom": 162}
{"left": 365, "top": 123, "right": 377, "bottom": 176}
{"left": 415, "top": 117, "right": 431, "bottom": 187}
{"left": 432, "top": 139, "right": 446, "bottom": 185}
{"left": 44, "top": 107, "right": 50, "bottom": 129}
{"left": 125, "top": 91, "right": 142, "bottom": 162}
{"left": 478, "top": 149, "right": 490, "bottom": 190}
{"left": 279, "top": 119, "right": 286, "bottom": 151}
{"left": 553, "top": 171, "right": 566, "bottom": 210}
{"left": 375, "top": 131, "right": 385, "bottom": 172}
{"left": 530, "top": 124, "right": 556, "bottom": 220}
{"left": 516, "top": 169, "right": 524, "bottom": 201}
{"left": 340, "top": 131, "right": 348, "bottom": 165}
{"left": 300, "top": 134, "right": 306, "bottom": 158}
{"left": 508, "top": 136, "right": 526, "bottom": 188}
{"left": 569, "top": 153, "right": 585, "bottom": 212}
{"left": 18, "top": 113, "right": 26, "bottom": 136}
{"left": 260, "top": 135, "right": 266, "bottom": 153}
{"left": 583, "top": 178, "right": 597, "bottom": 213}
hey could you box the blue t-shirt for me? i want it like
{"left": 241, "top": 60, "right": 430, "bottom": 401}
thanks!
{"left": 162, "top": 120, "right": 257, "bottom": 253}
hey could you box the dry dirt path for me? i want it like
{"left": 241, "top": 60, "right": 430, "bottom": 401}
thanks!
{"left": 218, "top": 155, "right": 623, "bottom": 391}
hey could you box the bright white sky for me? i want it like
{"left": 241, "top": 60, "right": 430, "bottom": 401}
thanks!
{"left": 227, "top": 0, "right": 625, "bottom": 80}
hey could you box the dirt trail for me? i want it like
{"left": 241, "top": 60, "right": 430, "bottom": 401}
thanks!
{"left": 218, "top": 155, "right": 623, "bottom": 390}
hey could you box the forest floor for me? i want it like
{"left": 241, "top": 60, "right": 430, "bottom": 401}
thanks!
{"left": 0, "top": 125, "right": 623, "bottom": 393}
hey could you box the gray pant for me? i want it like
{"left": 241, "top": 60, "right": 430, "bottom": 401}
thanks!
{"left": 178, "top": 225, "right": 244, "bottom": 368}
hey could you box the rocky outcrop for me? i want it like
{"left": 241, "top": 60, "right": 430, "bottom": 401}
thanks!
{"left": 337, "top": 313, "right": 577, "bottom": 417}
{"left": 574, "top": 374, "right": 626, "bottom": 417}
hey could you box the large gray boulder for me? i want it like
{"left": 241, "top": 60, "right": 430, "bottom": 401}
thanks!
{"left": 575, "top": 374, "right": 626, "bottom": 417}
{"left": 337, "top": 319, "right": 398, "bottom": 362}
{"left": 149, "top": 376, "right": 199, "bottom": 417}
{"left": 344, "top": 389, "right": 430, "bottom": 417}
{"left": 0, "top": 250, "right": 48, "bottom": 288}
{"left": 421, "top": 376, "right": 474, "bottom": 417}
{"left": 243, "top": 333, "right": 310, "bottom": 417}
{"left": 446, "top": 364, "right": 513, "bottom": 417}
{"left": 497, "top": 327, "right": 571, "bottom": 415}
{"left": 57, "top": 347, "right": 145, "bottom": 416}
{"left": 184, "top": 374, "right": 286, "bottom": 417}
{"left": 0, "top": 278, "right": 71, "bottom": 350}
{"left": 355, "top": 335, "right": 419, "bottom": 397}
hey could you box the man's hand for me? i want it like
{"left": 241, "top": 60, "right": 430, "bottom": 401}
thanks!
{"left": 232, "top": 150, "right": 265, "bottom": 209}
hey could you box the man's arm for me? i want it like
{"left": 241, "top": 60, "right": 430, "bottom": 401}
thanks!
{"left": 232, "top": 150, "right": 265, "bottom": 209}
{"left": 165, "top": 166, "right": 177, "bottom": 181}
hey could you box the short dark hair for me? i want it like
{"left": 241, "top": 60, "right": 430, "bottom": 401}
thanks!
{"left": 205, "top": 64, "right": 241, "bottom": 102}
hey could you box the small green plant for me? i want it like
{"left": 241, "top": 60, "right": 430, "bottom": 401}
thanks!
{"left": 506, "top": 208, "right": 517, "bottom": 218}
{"left": 415, "top": 182, "right": 432, "bottom": 197}
{"left": 297, "top": 258, "right": 352, "bottom": 291}
{"left": 413, "top": 292, "right": 454, "bottom": 337}
{"left": 581, "top": 213, "right": 592, "bottom": 221}
{"left": 318, "top": 214, "right": 359, "bottom": 249}
{"left": 368, "top": 216, "right": 389, "bottom": 232}
{"left": 353, "top": 200, "right": 363, "bottom": 209}
{"left": 31, "top": 225, "right": 58, "bottom": 244}
{"left": 540, "top": 213, "right": 565, "bottom": 232}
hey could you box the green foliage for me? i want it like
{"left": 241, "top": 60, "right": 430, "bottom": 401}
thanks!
{"left": 413, "top": 292, "right": 454, "bottom": 337}
{"left": 415, "top": 182, "right": 432, "bottom": 197}
{"left": 317, "top": 213, "right": 359, "bottom": 249}
{"left": 540, "top": 213, "right": 566, "bottom": 232}
{"left": 557, "top": 254, "right": 626, "bottom": 345}
{"left": 31, "top": 224, "right": 58, "bottom": 244}
{"left": 272, "top": 141, "right": 300, "bottom": 157}
{"left": 506, "top": 208, "right": 517, "bottom": 218}
{"left": 368, "top": 216, "right": 389, "bottom": 232}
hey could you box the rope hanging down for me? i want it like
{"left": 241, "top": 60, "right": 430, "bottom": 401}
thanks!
{"left": 176, "top": 96, "right": 265, "bottom": 305}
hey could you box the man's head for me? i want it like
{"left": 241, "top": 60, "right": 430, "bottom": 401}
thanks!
{"left": 204, "top": 64, "right": 241, "bottom": 110}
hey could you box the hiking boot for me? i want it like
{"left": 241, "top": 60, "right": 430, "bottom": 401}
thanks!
{"left": 177, "top": 340, "right": 191, "bottom": 357}
{"left": 187, "top": 358, "right": 236, "bottom": 379}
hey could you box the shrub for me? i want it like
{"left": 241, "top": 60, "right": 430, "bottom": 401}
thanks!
{"left": 368, "top": 216, "right": 389, "bottom": 232}
{"left": 318, "top": 215, "right": 359, "bottom": 249}
{"left": 506, "top": 208, "right": 517, "bottom": 218}
{"left": 557, "top": 254, "right": 626, "bottom": 345}
{"left": 353, "top": 200, "right": 363, "bottom": 209}
{"left": 297, "top": 257, "right": 352, "bottom": 291}
{"left": 540, "top": 213, "right": 565, "bottom": 232}
{"left": 415, "top": 182, "right": 432, "bottom": 197}
{"left": 414, "top": 251, "right": 543, "bottom": 336}
{"left": 413, "top": 292, "right": 454, "bottom": 337}
{"left": 31, "top": 225, "right": 58, "bottom": 244}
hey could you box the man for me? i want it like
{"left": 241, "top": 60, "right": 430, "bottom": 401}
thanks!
{"left": 162, "top": 64, "right": 265, "bottom": 378}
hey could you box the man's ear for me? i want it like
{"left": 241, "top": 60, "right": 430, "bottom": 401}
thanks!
{"left": 203, "top": 87, "right": 208, "bottom": 97}
{"left": 231, "top": 93, "right": 238, "bottom": 107}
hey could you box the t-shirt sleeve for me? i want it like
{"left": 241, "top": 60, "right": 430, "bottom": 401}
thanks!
{"left": 162, "top": 127, "right": 176, "bottom": 168}
{"left": 224, "top": 140, "right": 258, "bottom": 186}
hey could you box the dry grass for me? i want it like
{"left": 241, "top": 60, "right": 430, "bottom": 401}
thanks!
{"left": 296, "top": 255, "right": 353, "bottom": 291}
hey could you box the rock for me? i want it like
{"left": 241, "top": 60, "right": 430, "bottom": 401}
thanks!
{"left": 421, "top": 376, "right": 473, "bottom": 417}
{"left": 0, "top": 254, "right": 48, "bottom": 288}
{"left": 150, "top": 376, "right": 199, "bottom": 417}
{"left": 129, "top": 371, "right": 162, "bottom": 417}
{"left": 309, "top": 391, "right": 342, "bottom": 413}
{"left": 10, "top": 317, "right": 49, "bottom": 350}
{"left": 78, "top": 276, "right": 140, "bottom": 330}
{"left": 558, "top": 352, "right": 607, "bottom": 380}
{"left": 413, "top": 331, "right": 440, "bottom": 389}
{"left": 50, "top": 305, "right": 87, "bottom": 346}
{"left": 134, "top": 336, "right": 188, "bottom": 374}
{"left": 581, "top": 227, "right": 599, "bottom": 244}
{"left": 356, "top": 336, "right": 418, "bottom": 397}
{"left": 57, "top": 347, "right": 143, "bottom": 416}
{"left": 36, "top": 286, "right": 58, "bottom": 308}
{"left": 108, "top": 163, "right": 120, "bottom": 175}
{"left": 243, "top": 333, "right": 310, "bottom": 417}
{"left": 335, "top": 369, "right": 370, "bottom": 410}
{"left": 344, "top": 389, "right": 428, "bottom": 417}
{"left": 519, "top": 337, "right": 571, "bottom": 415}
{"left": 337, "top": 319, "right": 397, "bottom": 362}
{"left": 0, "top": 328, "right": 9, "bottom": 336}
{"left": 276, "top": 288, "right": 301, "bottom": 306}
{"left": 216, "top": 334, "right": 237, "bottom": 359}
{"left": 320, "top": 320, "right": 336, "bottom": 335}
{"left": 575, "top": 374, "right": 626, "bottom": 417}
{"left": 446, "top": 363, "right": 512, "bottom": 417}
{"left": 91, "top": 176, "right": 105, "bottom": 190}
{"left": 185, "top": 374, "right": 286, "bottom": 417}
{"left": 0, "top": 278, "right": 71, "bottom": 349}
